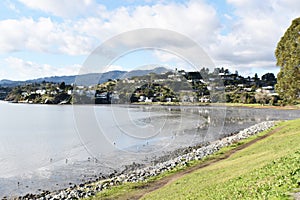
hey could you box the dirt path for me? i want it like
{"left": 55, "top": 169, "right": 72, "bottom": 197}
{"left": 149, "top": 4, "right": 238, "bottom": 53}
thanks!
{"left": 103, "top": 126, "right": 285, "bottom": 200}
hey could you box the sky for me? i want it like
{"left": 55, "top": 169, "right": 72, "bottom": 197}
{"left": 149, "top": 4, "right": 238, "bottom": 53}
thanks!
{"left": 0, "top": 0, "right": 299, "bottom": 81}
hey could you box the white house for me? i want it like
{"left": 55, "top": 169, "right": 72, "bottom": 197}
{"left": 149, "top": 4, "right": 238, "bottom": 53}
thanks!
{"left": 36, "top": 89, "right": 46, "bottom": 95}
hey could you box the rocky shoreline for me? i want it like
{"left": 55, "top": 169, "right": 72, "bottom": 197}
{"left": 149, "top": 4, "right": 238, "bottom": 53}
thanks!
{"left": 9, "top": 121, "right": 277, "bottom": 200}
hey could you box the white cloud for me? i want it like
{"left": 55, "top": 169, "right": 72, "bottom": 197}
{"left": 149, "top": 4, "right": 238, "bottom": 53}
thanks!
{"left": 2, "top": 57, "right": 80, "bottom": 80}
{"left": 104, "top": 65, "right": 124, "bottom": 72}
{"left": 153, "top": 50, "right": 182, "bottom": 63}
{"left": 18, "top": 0, "right": 105, "bottom": 18}
{"left": 72, "top": 1, "right": 220, "bottom": 71}
{"left": 1, "top": 1, "right": 221, "bottom": 55}
{"left": 5, "top": 0, "right": 20, "bottom": 13}
{"left": 224, "top": 14, "right": 233, "bottom": 20}
{"left": 64, "top": 1, "right": 221, "bottom": 55}
{"left": 207, "top": 0, "right": 300, "bottom": 75}
{"left": 0, "top": 17, "right": 95, "bottom": 55}
{"left": 101, "top": 1, "right": 220, "bottom": 44}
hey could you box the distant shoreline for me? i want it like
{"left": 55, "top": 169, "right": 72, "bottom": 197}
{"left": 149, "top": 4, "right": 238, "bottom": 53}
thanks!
{"left": 2, "top": 100, "right": 300, "bottom": 110}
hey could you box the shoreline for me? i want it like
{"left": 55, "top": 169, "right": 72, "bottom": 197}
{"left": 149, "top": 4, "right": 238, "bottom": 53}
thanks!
{"left": 15, "top": 121, "right": 277, "bottom": 200}
{"left": 2, "top": 100, "right": 299, "bottom": 110}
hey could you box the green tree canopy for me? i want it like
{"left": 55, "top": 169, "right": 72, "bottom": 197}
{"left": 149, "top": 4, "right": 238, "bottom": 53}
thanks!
{"left": 275, "top": 17, "right": 300, "bottom": 104}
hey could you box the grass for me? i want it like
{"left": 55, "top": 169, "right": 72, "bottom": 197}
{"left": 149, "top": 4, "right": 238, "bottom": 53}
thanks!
{"left": 215, "top": 103, "right": 300, "bottom": 110}
{"left": 84, "top": 119, "right": 300, "bottom": 200}
{"left": 142, "top": 119, "right": 300, "bottom": 200}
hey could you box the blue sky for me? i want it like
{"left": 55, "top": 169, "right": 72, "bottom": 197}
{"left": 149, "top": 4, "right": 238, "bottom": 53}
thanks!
{"left": 0, "top": 0, "right": 299, "bottom": 80}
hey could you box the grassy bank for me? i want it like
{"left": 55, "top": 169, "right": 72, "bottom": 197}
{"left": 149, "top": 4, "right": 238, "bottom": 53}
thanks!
{"left": 142, "top": 119, "right": 300, "bottom": 199}
{"left": 84, "top": 119, "right": 300, "bottom": 200}
{"left": 220, "top": 103, "right": 300, "bottom": 110}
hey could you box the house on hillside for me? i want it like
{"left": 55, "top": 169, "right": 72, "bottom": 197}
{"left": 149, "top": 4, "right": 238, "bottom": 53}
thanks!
{"left": 36, "top": 89, "right": 46, "bottom": 95}
{"left": 180, "top": 90, "right": 196, "bottom": 102}
{"left": 95, "top": 92, "right": 111, "bottom": 104}
{"left": 261, "top": 86, "right": 275, "bottom": 94}
{"left": 256, "top": 86, "right": 276, "bottom": 95}
{"left": 220, "top": 73, "right": 237, "bottom": 81}
{"left": 199, "top": 96, "right": 210, "bottom": 103}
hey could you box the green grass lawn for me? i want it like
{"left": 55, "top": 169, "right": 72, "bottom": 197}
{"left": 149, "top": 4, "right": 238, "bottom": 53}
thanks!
{"left": 142, "top": 119, "right": 300, "bottom": 200}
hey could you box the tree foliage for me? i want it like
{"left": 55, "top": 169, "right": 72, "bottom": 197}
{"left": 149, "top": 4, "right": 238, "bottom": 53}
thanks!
{"left": 275, "top": 17, "right": 300, "bottom": 104}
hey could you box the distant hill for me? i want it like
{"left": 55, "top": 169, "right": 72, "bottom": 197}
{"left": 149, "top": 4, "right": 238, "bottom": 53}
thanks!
{"left": 123, "top": 67, "right": 172, "bottom": 78}
{"left": 0, "top": 67, "right": 171, "bottom": 87}
{"left": 0, "top": 79, "right": 16, "bottom": 86}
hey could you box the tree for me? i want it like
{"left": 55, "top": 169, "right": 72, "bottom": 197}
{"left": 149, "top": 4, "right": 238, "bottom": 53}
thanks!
{"left": 59, "top": 82, "right": 66, "bottom": 90}
{"left": 213, "top": 68, "right": 220, "bottom": 75}
{"left": 224, "top": 69, "right": 229, "bottom": 74}
{"left": 261, "top": 73, "right": 276, "bottom": 82}
{"left": 255, "top": 91, "right": 271, "bottom": 105}
{"left": 253, "top": 73, "right": 259, "bottom": 81}
{"left": 261, "top": 73, "right": 276, "bottom": 86}
{"left": 200, "top": 67, "right": 209, "bottom": 77}
{"left": 275, "top": 17, "right": 300, "bottom": 104}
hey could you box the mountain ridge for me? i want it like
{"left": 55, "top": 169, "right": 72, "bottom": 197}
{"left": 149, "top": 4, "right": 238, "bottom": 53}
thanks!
{"left": 0, "top": 67, "right": 171, "bottom": 87}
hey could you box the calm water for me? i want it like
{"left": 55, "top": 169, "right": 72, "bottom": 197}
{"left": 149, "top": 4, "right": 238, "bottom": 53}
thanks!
{"left": 0, "top": 101, "right": 299, "bottom": 197}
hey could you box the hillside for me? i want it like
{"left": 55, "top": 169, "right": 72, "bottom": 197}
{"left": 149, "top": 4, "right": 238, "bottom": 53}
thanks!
{"left": 3, "top": 66, "right": 282, "bottom": 105}
{"left": 0, "top": 67, "right": 171, "bottom": 87}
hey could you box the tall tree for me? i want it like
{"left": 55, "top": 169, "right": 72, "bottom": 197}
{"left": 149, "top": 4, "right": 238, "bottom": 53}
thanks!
{"left": 254, "top": 73, "right": 259, "bottom": 81}
{"left": 261, "top": 73, "right": 276, "bottom": 82}
{"left": 59, "top": 82, "right": 66, "bottom": 90}
{"left": 275, "top": 17, "right": 300, "bottom": 104}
